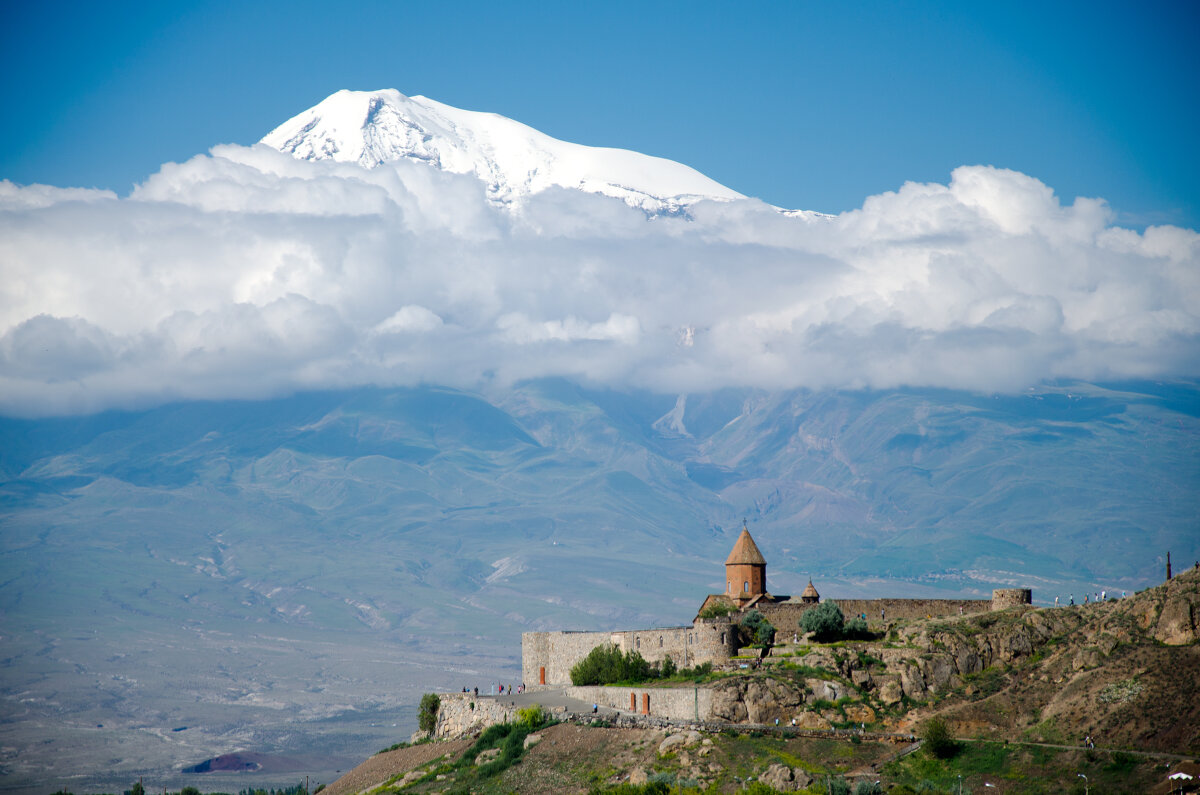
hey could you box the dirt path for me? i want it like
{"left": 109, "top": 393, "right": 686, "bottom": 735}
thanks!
{"left": 962, "top": 737, "right": 1196, "bottom": 762}
{"left": 321, "top": 738, "right": 471, "bottom": 795}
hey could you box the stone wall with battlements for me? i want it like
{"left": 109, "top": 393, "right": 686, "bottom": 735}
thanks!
{"left": 522, "top": 618, "right": 738, "bottom": 687}
{"left": 757, "top": 598, "right": 992, "bottom": 635}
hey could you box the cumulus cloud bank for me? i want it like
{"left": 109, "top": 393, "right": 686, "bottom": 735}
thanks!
{"left": 1, "top": 145, "right": 1197, "bottom": 416}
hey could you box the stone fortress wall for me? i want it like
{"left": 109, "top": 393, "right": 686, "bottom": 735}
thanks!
{"left": 523, "top": 618, "right": 737, "bottom": 688}
{"left": 521, "top": 524, "right": 1034, "bottom": 688}
{"left": 763, "top": 597, "right": 990, "bottom": 633}
{"left": 522, "top": 590, "right": 1027, "bottom": 687}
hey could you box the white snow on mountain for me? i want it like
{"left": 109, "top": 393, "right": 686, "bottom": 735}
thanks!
{"left": 261, "top": 88, "right": 745, "bottom": 214}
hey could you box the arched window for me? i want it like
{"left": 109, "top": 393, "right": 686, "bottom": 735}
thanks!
{"left": 635, "top": 636, "right": 640, "bottom": 649}
{"left": 659, "top": 636, "right": 663, "bottom": 647}
{"left": 727, "top": 581, "right": 731, "bottom": 593}
{"left": 744, "top": 581, "right": 749, "bottom": 593}
{"left": 721, "top": 632, "right": 726, "bottom": 644}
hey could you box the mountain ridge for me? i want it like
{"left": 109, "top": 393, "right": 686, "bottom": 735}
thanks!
{"left": 260, "top": 88, "right": 747, "bottom": 214}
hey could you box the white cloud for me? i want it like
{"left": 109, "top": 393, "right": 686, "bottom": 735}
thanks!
{"left": 0, "top": 150, "right": 1197, "bottom": 416}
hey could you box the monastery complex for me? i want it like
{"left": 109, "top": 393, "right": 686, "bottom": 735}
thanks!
{"left": 522, "top": 524, "right": 1031, "bottom": 687}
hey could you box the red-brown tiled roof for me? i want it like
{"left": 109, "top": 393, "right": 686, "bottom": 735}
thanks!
{"left": 725, "top": 526, "right": 767, "bottom": 566}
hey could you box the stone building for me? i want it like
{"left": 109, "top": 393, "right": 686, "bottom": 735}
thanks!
{"left": 522, "top": 525, "right": 1031, "bottom": 687}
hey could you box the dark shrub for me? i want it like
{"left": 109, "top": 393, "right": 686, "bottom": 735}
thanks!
{"left": 418, "top": 692, "right": 440, "bottom": 733}
{"left": 800, "top": 602, "right": 845, "bottom": 641}
{"left": 922, "top": 717, "right": 959, "bottom": 759}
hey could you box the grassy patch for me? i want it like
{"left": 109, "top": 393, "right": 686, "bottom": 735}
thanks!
{"left": 884, "top": 741, "right": 1159, "bottom": 795}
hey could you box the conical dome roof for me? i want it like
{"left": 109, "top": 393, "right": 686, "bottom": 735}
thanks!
{"left": 725, "top": 525, "right": 766, "bottom": 566}
{"left": 802, "top": 580, "right": 820, "bottom": 599}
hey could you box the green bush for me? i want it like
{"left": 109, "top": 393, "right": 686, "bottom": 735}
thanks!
{"left": 854, "top": 782, "right": 882, "bottom": 795}
{"left": 800, "top": 602, "right": 845, "bottom": 641}
{"left": 698, "top": 601, "right": 736, "bottom": 618}
{"left": 570, "top": 643, "right": 652, "bottom": 685}
{"left": 844, "top": 616, "right": 871, "bottom": 640}
{"left": 741, "top": 609, "right": 776, "bottom": 645}
{"left": 829, "top": 779, "right": 851, "bottom": 795}
{"left": 921, "top": 717, "right": 958, "bottom": 759}
{"left": 418, "top": 692, "right": 440, "bottom": 733}
{"left": 516, "top": 703, "right": 548, "bottom": 728}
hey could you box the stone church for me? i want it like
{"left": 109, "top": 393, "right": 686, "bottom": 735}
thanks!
{"left": 522, "top": 524, "right": 1029, "bottom": 687}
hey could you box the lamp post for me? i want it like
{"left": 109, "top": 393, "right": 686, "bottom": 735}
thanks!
{"left": 1077, "top": 773, "right": 1088, "bottom": 795}
{"left": 958, "top": 774, "right": 962, "bottom": 795}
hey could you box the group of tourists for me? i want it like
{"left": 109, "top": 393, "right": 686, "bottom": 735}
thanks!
{"left": 458, "top": 683, "right": 527, "bottom": 697}
{"left": 1055, "top": 590, "right": 1125, "bottom": 607}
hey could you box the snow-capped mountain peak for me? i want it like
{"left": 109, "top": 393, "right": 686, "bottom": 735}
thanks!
{"left": 261, "top": 89, "right": 745, "bottom": 213}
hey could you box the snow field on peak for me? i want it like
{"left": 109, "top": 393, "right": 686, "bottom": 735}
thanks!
{"left": 260, "top": 88, "right": 745, "bottom": 213}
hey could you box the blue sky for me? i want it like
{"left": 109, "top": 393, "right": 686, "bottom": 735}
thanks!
{"left": 1, "top": 0, "right": 1196, "bottom": 226}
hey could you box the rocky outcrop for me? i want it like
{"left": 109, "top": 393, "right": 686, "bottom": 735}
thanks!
{"left": 1155, "top": 571, "right": 1200, "bottom": 645}
{"left": 759, "top": 762, "right": 812, "bottom": 791}
{"left": 709, "top": 676, "right": 806, "bottom": 723}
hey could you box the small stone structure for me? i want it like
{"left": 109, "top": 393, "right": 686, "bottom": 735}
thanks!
{"left": 991, "top": 588, "right": 1033, "bottom": 610}
{"left": 522, "top": 526, "right": 1032, "bottom": 686}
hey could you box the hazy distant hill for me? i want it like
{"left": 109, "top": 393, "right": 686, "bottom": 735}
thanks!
{"left": 0, "top": 379, "right": 1196, "bottom": 791}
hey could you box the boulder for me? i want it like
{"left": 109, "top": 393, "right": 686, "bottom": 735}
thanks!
{"left": 1073, "top": 648, "right": 1102, "bottom": 671}
{"left": 878, "top": 679, "right": 903, "bottom": 705}
{"left": 844, "top": 703, "right": 876, "bottom": 724}
{"left": 658, "top": 731, "right": 700, "bottom": 754}
{"left": 760, "top": 763, "right": 800, "bottom": 791}
{"left": 629, "top": 768, "right": 649, "bottom": 785}
{"left": 523, "top": 732, "right": 542, "bottom": 750}
{"left": 793, "top": 711, "right": 833, "bottom": 730}
{"left": 806, "top": 679, "right": 843, "bottom": 702}
{"left": 851, "top": 669, "right": 873, "bottom": 690}
{"left": 659, "top": 734, "right": 688, "bottom": 754}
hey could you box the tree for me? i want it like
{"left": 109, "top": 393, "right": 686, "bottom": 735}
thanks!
{"left": 922, "top": 716, "right": 959, "bottom": 759}
{"left": 570, "top": 643, "right": 652, "bottom": 685}
{"left": 740, "top": 609, "right": 776, "bottom": 645}
{"left": 800, "top": 601, "right": 845, "bottom": 641}
{"left": 843, "top": 615, "right": 871, "bottom": 640}
{"left": 129, "top": 783, "right": 145, "bottom": 795}
{"left": 418, "top": 692, "right": 441, "bottom": 733}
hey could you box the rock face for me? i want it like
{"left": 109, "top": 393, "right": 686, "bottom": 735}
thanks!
{"left": 710, "top": 676, "right": 806, "bottom": 723}
{"left": 1155, "top": 573, "right": 1200, "bottom": 645}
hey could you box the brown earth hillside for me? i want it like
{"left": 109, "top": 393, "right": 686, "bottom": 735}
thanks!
{"left": 910, "top": 566, "right": 1200, "bottom": 754}
{"left": 326, "top": 567, "right": 1199, "bottom": 793}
